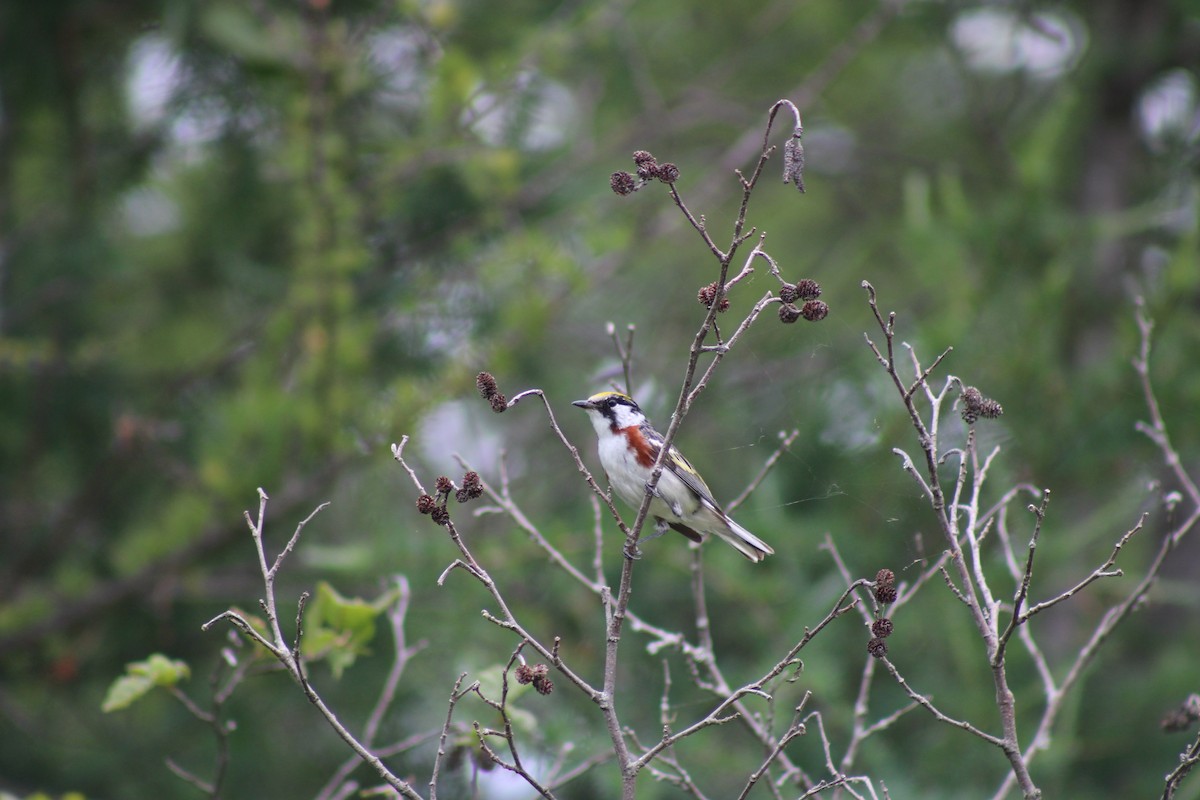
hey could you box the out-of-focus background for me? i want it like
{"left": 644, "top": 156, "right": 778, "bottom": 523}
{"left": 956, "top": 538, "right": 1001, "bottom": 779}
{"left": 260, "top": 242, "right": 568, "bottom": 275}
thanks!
{"left": 2, "top": 0, "right": 1198, "bottom": 797}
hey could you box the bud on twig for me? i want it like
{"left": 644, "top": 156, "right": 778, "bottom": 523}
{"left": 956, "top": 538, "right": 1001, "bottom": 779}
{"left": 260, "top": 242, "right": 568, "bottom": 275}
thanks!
{"left": 961, "top": 385, "right": 1004, "bottom": 424}
{"left": 1161, "top": 694, "right": 1200, "bottom": 733}
{"left": 610, "top": 171, "right": 637, "bottom": 195}
{"left": 632, "top": 150, "right": 658, "bottom": 181}
{"left": 782, "top": 127, "right": 805, "bottom": 193}
{"left": 698, "top": 282, "right": 730, "bottom": 312}
{"left": 516, "top": 663, "right": 554, "bottom": 695}
{"left": 874, "top": 569, "right": 897, "bottom": 605}
{"left": 456, "top": 471, "right": 484, "bottom": 503}
{"left": 800, "top": 300, "right": 828, "bottom": 322}
{"left": 477, "top": 372, "right": 508, "bottom": 413}
{"left": 794, "top": 278, "right": 821, "bottom": 301}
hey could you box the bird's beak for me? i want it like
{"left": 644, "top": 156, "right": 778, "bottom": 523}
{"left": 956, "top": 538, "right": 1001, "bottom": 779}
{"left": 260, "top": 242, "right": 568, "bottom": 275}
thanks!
{"left": 572, "top": 399, "right": 593, "bottom": 410}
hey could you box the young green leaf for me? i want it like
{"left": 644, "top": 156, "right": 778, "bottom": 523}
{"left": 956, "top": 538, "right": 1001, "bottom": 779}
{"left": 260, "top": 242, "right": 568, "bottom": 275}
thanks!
{"left": 101, "top": 654, "right": 191, "bottom": 712}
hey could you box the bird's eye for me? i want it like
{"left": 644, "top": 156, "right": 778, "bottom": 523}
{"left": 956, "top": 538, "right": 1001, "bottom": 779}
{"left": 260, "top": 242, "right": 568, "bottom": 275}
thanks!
{"left": 608, "top": 397, "right": 619, "bottom": 408}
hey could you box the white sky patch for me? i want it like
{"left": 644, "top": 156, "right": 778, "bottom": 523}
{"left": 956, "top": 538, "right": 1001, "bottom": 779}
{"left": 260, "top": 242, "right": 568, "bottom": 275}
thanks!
{"left": 126, "top": 35, "right": 182, "bottom": 127}
{"left": 418, "top": 400, "right": 507, "bottom": 478}
{"left": 470, "top": 754, "right": 552, "bottom": 799}
{"left": 1137, "top": 69, "right": 1200, "bottom": 151}
{"left": 368, "top": 26, "right": 431, "bottom": 111}
{"left": 951, "top": 8, "right": 1085, "bottom": 79}
{"left": 126, "top": 33, "right": 235, "bottom": 155}
{"left": 465, "top": 71, "right": 576, "bottom": 151}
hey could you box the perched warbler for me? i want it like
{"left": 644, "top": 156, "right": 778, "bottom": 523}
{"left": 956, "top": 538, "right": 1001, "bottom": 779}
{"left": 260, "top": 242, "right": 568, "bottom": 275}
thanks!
{"left": 572, "top": 391, "right": 774, "bottom": 562}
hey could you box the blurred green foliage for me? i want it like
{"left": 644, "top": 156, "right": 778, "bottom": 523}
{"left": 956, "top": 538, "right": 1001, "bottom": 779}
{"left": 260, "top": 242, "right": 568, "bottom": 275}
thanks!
{"left": 301, "top": 579, "right": 397, "bottom": 677}
{"left": 1, "top": 0, "right": 1198, "bottom": 798}
{"left": 101, "top": 653, "right": 191, "bottom": 713}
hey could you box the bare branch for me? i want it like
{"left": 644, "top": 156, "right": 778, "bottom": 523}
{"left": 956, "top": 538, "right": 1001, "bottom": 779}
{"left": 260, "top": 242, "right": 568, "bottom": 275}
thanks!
{"left": 879, "top": 657, "right": 1005, "bottom": 747}
{"left": 1017, "top": 514, "right": 1145, "bottom": 624}
{"left": 430, "top": 674, "right": 475, "bottom": 800}
{"left": 994, "top": 491, "right": 1051, "bottom": 664}
{"left": 203, "top": 492, "right": 422, "bottom": 799}
{"left": 1133, "top": 298, "right": 1200, "bottom": 508}
{"left": 391, "top": 437, "right": 428, "bottom": 495}
{"left": 1163, "top": 724, "right": 1200, "bottom": 800}
{"left": 604, "top": 321, "right": 637, "bottom": 394}
{"left": 736, "top": 706, "right": 809, "bottom": 800}
{"left": 165, "top": 758, "right": 215, "bottom": 795}
{"left": 316, "top": 577, "right": 426, "bottom": 800}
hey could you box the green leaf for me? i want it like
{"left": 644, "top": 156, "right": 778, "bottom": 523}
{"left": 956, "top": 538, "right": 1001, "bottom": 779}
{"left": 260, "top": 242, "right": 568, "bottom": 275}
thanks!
{"left": 301, "top": 581, "right": 394, "bottom": 678}
{"left": 101, "top": 673, "right": 155, "bottom": 713}
{"left": 101, "top": 654, "right": 190, "bottom": 712}
{"left": 137, "top": 653, "right": 192, "bottom": 686}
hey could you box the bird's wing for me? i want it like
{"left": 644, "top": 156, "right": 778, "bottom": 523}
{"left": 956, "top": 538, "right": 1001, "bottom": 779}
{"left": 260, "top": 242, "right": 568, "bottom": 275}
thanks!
{"left": 637, "top": 423, "right": 723, "bottom": 510}
{"left": 667, "top": 450, "right": 721, "bottom": 509}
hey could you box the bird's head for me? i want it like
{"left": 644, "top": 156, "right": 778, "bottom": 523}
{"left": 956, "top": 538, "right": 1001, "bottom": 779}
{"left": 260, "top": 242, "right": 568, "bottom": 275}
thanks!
{"left": 572, "top": 391, "right": 646, "bottom": 433}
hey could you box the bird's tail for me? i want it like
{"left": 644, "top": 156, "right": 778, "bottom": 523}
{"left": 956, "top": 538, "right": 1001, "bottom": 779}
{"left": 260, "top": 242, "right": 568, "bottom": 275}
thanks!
{"left": 715, "top": 515, "right": 774, "bottom": 562}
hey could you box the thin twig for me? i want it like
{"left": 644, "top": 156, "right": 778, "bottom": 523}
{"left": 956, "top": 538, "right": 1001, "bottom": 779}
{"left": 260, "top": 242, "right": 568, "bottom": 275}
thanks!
{"left": 1163, "top": 725, "right": 1200, "bottom": 800}
{"left": 203, "top": 492, "right": 421, "bottom": 800}
{"left": 316, "top": 577, "right": 425, "bottom": 800}
{"left": 1133, "top": 299, "right": 1200, "bottom": 508}
{"left": 430, "top": 674, "right": 475, "bottom": 800}
{"left": 994, "top": 491, "right": 1051, "bottom": 664}
{"left": 878, "top": 657, "right": 1004, "bottom": 746}
{"left": 736, "top": 706, "right": 808, "bottom": 800}
{"left": 165, "top": 758, "right": 215, "bottom": 795}
{"left": 1017, "top": 515, "right": 1145, "bottom": 624}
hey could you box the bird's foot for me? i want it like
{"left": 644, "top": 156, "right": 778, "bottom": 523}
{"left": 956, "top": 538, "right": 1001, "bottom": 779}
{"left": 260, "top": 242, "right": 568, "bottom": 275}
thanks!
{"left": 639, "top": 518, "right": 670, "bottom": 544}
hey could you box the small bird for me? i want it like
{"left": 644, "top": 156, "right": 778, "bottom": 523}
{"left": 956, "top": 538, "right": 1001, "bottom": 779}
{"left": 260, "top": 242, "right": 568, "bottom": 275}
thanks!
{"left": 572, "top": 391, "right": 774, "bottom": 562}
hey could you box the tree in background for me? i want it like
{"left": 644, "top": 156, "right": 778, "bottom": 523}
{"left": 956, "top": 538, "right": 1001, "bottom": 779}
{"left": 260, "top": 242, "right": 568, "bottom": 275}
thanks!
{"left": 1, "top": 0, "right": 1197, "bottom": 798}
